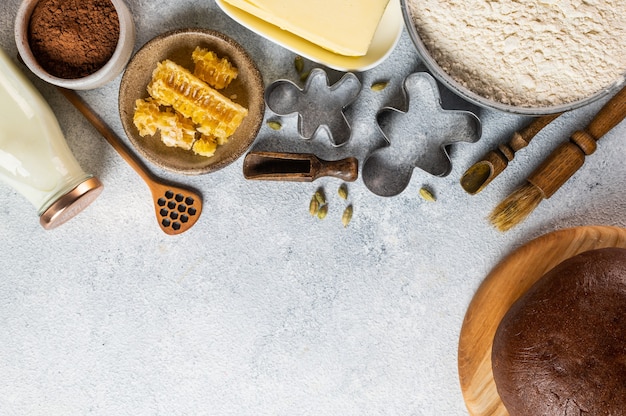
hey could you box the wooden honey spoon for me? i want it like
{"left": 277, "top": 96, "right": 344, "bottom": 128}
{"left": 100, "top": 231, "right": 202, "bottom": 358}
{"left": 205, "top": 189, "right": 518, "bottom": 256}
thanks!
{"left": 57, "top": 87, "right": 202, "bottom": 235}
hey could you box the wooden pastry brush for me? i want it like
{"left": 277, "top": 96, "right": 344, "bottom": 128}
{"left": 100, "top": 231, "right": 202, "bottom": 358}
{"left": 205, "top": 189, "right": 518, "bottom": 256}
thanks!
{"left": 490, "top": 85, "right": 626, "bottom": 231}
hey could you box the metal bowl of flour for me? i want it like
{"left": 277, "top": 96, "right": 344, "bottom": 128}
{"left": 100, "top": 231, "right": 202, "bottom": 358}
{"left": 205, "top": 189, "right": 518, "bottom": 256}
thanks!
{"left": 400, "top": 0, "right": 622, "bottom": 115}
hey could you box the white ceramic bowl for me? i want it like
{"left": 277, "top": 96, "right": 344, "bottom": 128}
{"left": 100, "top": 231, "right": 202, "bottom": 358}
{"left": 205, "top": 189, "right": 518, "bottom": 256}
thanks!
{"left": 14, "top": 0, "right": 135, "bottom": 90}
{"left": 215, "top": 0, "right": 403, "bottom": 72}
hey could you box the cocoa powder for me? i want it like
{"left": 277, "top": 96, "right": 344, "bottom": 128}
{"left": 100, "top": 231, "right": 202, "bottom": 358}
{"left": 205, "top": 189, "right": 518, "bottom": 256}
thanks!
{"left": 28, "top": 0, "right": 120, "bottom": 79}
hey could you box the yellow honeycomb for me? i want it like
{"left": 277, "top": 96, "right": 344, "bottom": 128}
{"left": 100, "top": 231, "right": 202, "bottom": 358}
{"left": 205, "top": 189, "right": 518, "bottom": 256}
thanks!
{"left": 133, "top": 98, "right": 196, "bottom": 150}
{"left": 133, "top": 48, "right": 248, "bottom": 159}
{"left": 147, "top": 60, "right": 248, "bottom": 140}
{"left": 192, "top": 47, "right": 238, "bottom": 89}
{"left": 192, "top": 135, "right": 219, "bottom": 157}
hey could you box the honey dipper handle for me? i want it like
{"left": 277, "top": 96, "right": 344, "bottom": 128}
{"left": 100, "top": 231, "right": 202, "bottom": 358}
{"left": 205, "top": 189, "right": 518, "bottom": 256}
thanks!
{"left": 528, "top": 85, "right": 626, "bottom": 198}
{"left": 57, "top": 87, "right": 154, "bottom": 184}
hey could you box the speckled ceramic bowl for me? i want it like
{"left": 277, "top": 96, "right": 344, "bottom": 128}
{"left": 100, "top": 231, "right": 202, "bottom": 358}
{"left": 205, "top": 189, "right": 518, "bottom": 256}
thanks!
{"left": 14, "top": 0, "right": 135, "bottom": 90}
{"left": 118, "top": 28, "right": 265, "bottom": 175}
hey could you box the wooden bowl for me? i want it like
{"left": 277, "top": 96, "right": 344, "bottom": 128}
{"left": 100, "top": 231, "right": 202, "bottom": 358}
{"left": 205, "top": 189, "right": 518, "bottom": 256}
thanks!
{"left": 119, "top": 28, "right": 265, "bottom": 175}
{"left": 458, "top": 225, "right": 626, "bottom": 415}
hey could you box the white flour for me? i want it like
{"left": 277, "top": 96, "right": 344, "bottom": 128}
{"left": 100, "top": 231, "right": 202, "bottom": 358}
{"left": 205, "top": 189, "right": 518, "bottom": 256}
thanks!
{"left": 408, "top": 0, "right": 626, "bottom": 108}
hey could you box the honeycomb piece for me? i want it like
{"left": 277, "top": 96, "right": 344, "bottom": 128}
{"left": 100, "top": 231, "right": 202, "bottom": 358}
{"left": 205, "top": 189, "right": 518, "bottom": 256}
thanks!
{"left": 133, "top": 98, "right": 197, "bottom": 150}
{"left": 147, "top": 60, "right": 248, "bottom": 140}
{"left": 133, "top": 97, "right": 161, "bottom": 136}
{"left": 192, "top": 47, "right": 238, "bottom": 89}
{"left": 192, "top": 134, "right": 219, "bottom": 157}
{"left": 215, "top": 134, "right": 230, "bottom": 146}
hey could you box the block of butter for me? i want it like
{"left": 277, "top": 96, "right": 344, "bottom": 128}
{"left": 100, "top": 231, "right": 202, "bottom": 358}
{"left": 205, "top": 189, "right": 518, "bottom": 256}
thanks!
{"left": 222, "top": 0, "right": 391, "bottom": 56}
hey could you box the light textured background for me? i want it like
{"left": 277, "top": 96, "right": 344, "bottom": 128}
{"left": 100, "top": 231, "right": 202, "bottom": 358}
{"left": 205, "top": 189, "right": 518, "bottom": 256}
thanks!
{"left": 1, "top": 1, "right": 625, "bottom": 415}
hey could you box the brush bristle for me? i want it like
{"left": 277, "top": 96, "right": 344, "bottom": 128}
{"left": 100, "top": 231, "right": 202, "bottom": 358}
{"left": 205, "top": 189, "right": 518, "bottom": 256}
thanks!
{"left": 489, "top": 183, "right": 544, "bottom": 231}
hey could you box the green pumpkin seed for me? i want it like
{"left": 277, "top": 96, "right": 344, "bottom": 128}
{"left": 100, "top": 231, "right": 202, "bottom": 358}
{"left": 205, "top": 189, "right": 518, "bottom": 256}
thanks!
{"left": 371, "top": 81, "right": 389, "bottom": 91}
{"left": 309, "top": 197, "right": 319, "bottom": 216}
{"left": 419, "top": 186, "right": 436, "bottom": 202}
{"left": 317, "top": 204, "right": 328, "bottom": 220}
{"left": 314, "top": 190, "right": 326, "bottom": 206}
{"left": 267, "top": 120, "right": 282, "bottom": 130}
{"left": 341, "top": 205, "right": 353, "bottom": 227}
{"left": 294, "top": 56, "right": 304, "bottom": 73}
{"left": 338, "top": 184, "right": 348, "bottom": 200}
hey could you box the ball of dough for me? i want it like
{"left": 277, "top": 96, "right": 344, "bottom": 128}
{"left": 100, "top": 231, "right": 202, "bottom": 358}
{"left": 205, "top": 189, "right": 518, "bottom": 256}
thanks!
{"left": 492, "top": 247, "right": 626, "bottom": 416}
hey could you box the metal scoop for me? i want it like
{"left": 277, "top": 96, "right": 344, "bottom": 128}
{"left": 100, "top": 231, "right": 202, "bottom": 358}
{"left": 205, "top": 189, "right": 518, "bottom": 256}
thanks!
{"left": 58, "top": 88, "right": 202, "bottom": 235}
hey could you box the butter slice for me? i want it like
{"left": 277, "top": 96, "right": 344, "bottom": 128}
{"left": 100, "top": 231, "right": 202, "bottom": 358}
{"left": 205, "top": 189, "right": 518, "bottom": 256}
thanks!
{"left": 223, "top": 0, "right": 390, "bottom": 56}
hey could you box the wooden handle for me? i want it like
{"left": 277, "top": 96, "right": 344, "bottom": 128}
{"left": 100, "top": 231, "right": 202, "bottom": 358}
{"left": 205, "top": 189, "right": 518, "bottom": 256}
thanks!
{"left": 460, "top": 114, "right": 561, "bottom": 194}
{"left": 57, "top": 87, "right": 154, "bottom": 184}
{"left": 528, "top": 85, "right": 626, "bottom": 198}
{"left": 509, "top": 113, "right": 562, "bottom": 154}
{"left": 315, "top": 157, "right": 358, "bottom": 182}
{"left": 587, "top": 85, "right": 626, "bottom": 139}
{"left": 495, "top": 113, "right": 562, "bottom": 163}
{"left": 528, "top": 141, "right": 585, "bottom": 198}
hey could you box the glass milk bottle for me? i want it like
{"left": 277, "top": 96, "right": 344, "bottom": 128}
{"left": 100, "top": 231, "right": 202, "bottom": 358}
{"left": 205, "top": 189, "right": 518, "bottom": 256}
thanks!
{"left": 0, "top": 47, "right": 103, "bottom": 229}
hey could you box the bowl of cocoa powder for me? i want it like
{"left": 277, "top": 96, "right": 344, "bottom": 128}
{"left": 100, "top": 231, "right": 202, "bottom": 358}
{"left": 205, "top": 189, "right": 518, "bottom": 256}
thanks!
{"left": 14, "top": 0, "right": 135, "bottom": 90}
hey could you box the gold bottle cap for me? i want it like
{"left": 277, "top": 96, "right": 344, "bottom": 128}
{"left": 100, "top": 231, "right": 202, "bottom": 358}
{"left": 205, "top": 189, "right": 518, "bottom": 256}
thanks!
{"left": 39, "top": 177, "right": 104, "bottom": 230}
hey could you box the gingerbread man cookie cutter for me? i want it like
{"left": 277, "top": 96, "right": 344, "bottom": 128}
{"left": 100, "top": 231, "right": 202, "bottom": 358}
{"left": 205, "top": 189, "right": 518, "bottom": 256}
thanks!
{"left": 363, "top": 72, "right": 481, "bottom": 197}
{"left": 264, "top": 68, "right": 362, "bottom": 147}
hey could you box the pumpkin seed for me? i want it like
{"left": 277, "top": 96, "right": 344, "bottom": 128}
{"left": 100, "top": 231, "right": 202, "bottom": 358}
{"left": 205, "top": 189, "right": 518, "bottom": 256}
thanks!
{"left": 267, "top": 120, "right": 282, "bottom": 130}
{"left": 317, "top": 204, "right": 328, "bottom": 220}
{"left": 314, "top": 190, "right": 326, "bottom": 205}
{"left": 294, "top": 56, "right": 304, "bottom": 73}
{"left": 341, "top": 205, "right": 353, "bottom": 227}
{"left": 371, "top": 81, "right": 389, "bottom": 91}
{"left": 338, "top": 184, "right": 348, "bottom": 200}
{"left": 300, "top": 70, "right": 310, "bottom": 82}
{"left": 309, "top": 197, "right": 319, "bottom": 216}
{"left": 419, "top": 186, "right": 436, "bottom": 202}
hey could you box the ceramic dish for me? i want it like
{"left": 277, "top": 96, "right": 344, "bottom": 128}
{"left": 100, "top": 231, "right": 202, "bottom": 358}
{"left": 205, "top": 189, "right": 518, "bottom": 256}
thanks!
{"left": 400, "top": 0, "right": 619, "bottom": 115}
{"left": 119, "top": 29, "right": 265, "bottom": 175}
{"left": 457, "top": 225, "right": 626, "bottom": 415}
{"left": 15, "top": 0, "right": 135, "bottom": 90}
{"left": 215, "top": 0, "right": 403, "bottom": 72}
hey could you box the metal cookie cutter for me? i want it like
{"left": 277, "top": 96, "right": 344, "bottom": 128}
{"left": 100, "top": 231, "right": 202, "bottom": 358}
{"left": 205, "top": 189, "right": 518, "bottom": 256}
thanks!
{"left": 264, "top": 68, "right": 361, "bottom": 147}
{"left": 362, "top": 72, "right": 481, "bottom": 197}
